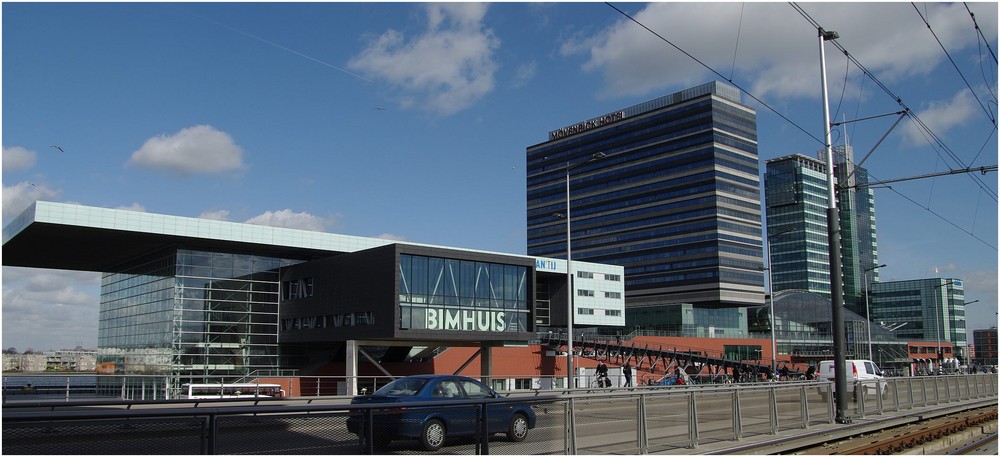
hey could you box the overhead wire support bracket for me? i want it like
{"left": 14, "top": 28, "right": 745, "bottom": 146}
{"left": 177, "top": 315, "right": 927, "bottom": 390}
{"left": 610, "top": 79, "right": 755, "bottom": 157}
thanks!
{"left": 842, "top": 110, "right": 909, "bottom": 184}
{"left": 841, "top": 165, "right": 999, "bottom": 190}
{"left": 830, "top": 110, "right": 908, "bottom": 127}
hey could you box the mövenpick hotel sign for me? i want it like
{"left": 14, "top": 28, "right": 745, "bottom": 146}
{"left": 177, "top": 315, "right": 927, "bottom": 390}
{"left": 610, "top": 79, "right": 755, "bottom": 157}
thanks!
{"left": 549, "top": 111, "right": 625, "bottom": 141}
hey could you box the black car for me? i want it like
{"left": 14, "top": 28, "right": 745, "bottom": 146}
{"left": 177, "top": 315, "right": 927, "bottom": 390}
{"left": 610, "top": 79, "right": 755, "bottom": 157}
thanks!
{"left": 346, "top": 375, "right": 536, "bottom": 451}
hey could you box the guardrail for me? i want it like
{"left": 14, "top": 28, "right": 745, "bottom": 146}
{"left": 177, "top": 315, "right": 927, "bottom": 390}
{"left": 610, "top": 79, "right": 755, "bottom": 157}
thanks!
{"left": 3, "top": 373, "right": 996, "bottom": 454}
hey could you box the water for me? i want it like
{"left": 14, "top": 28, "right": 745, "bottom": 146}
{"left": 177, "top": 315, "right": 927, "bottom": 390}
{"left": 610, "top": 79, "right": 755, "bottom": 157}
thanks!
{"left": 3, "top": 374, "right": 103, "bottom": 402}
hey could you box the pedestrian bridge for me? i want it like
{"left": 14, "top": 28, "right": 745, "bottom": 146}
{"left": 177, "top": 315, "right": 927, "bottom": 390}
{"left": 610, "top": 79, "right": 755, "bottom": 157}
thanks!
{"left": 3, "top": 373, "right": 995, "bottom": 454}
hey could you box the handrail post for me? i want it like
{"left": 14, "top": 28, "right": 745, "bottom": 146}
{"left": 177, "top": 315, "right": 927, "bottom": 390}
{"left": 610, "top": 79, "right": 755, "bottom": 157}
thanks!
{"left": 637, "top": 394, "right": 648, "bottom": 453}
{"left": 768, "top": 386, "right": 778, "bottom": 434}
{"left": 799, "top": 384, "right": 809, "bottom": 428}
{"left": 687, "top": 391, "right": 699, "bottom": 448}
{"left": 732, "top": 388, "right": 743, "bottom": 440}
{"left": 566, "top": 397, "right": 577, "bottom": 454}
{"left": 478, "top": 402, "right": 490, "bottom": 455}
{"left": 206, "top": 413, "right": 218, "bottom": 455}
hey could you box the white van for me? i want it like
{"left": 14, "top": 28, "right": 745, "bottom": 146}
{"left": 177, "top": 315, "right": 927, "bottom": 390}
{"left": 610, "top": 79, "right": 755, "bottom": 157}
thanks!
{"left": 817, "top": 359, "right": 886, "bottom": 401}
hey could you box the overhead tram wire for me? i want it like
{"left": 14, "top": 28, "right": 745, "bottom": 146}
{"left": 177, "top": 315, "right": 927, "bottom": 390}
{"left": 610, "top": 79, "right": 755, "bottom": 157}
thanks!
{"left": 789, "top": 2, "right": 998, "bottom": 203}
{"left": 911, "top": 3, "right": 997, "bottom": 128}
{"left": 604, "top": 1, "right": 824, "bottom": 146}
{"left": 729, "top": 2, "right": 746, "bottom": 83}
{"left": 606, "top": 0, "right": 999, "bottom": 246}
{"left": 964, "top": 2, "right": 998, "bottom": 64}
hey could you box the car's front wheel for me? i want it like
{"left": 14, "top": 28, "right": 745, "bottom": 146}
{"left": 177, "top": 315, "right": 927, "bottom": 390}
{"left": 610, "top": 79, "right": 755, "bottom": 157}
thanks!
{"left": 420, "top": 419, "right": 446, "bottom": 451}
{"left": 507, "top": 413, "right": 529, "bottom": 442}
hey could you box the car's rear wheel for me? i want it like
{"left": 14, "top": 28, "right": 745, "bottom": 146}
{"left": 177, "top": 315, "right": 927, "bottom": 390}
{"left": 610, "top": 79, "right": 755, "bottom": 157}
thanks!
{"left": 420, "top": 419, "right": 446, "bottom": 451}
{"left": 506, "top": 413, "right": 529, "bottom": 442}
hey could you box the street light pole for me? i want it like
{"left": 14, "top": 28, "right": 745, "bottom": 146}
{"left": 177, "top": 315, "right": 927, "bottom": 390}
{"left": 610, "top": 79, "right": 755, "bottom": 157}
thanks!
{"left": 764, "top": 226, "right": 797, "bottom": 373}
{"left": 932, "top": 280, "right": 957, "bottom": 372}
{"left": 818, "top": 26, "right": 850, "bottom": 424}
{"left": 558, "top": 151, "right": 606, "bottom": 389}
{"left": 864, "top": 263, "right": 886, "bottom": 360}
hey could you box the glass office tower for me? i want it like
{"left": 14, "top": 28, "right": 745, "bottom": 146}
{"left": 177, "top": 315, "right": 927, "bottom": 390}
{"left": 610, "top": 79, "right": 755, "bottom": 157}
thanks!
{"left": 764, "top": 154, "right": 832, "bottom": 295}
{"left": 527, "top": 81, "right": 764, "bottom": 334}
{"left": 764, "top": 146, "right": 880, "bottom": 315}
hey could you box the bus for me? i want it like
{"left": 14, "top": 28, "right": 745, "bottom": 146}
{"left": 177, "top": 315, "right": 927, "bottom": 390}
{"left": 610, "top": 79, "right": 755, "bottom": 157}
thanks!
{"left": 182, "top": 383, "right": 284, "bottom": 399}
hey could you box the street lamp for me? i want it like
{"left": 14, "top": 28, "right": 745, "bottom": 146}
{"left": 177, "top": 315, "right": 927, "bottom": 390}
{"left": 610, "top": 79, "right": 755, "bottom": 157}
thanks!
{"left": 931, "top": 280, "right": 963, "bottom": 372}
{"left": 818, "top": 25, "right": 850, "bottom": 424}
{"left": 864, "top": 263, "right": 886, "bottom": 360}
{"left": 763, "top": 226, "right": 798, "bottom": 373}
{"left": 554, "top": 151, "right": 606, "bottom": 388}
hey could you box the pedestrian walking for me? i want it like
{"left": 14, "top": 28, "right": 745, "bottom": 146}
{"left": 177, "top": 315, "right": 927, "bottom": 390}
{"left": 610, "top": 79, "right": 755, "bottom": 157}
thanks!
{"left": 622, "top": 362, "right": 632, "bottom": 387}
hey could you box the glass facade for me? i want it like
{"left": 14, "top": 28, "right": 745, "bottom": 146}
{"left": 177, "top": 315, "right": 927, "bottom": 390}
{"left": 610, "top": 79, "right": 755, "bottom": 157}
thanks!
{"left": 527, "top": 81, "right": 764, "bottom": 327}
{"left": 871, "top": 278, "right": 968, "bottom": 359}
{"left": 625, "top": 303, "right": 748, "bottom": 338}
{"left": 748, "top": 290, "right": 909, "bottom": 366}
{"left": 398, "top": 254, "right": 529, "bottom": 333}
{"left": 98, "top": 248, "right": 300, "bottom": 395}
{"left": 764, "top": 147, "right": 879, "bottom": 309}
{"left": 764, "top": 154, "right": 832, "bottom": 295}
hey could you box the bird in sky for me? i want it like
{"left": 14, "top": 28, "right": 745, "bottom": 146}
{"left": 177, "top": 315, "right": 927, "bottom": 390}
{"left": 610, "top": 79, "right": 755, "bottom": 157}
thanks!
{"left": 374, "top": 107, "right": 386, "bottom": 111}
{"left": 50, "top": 145, "right": 64, "bottom": 152}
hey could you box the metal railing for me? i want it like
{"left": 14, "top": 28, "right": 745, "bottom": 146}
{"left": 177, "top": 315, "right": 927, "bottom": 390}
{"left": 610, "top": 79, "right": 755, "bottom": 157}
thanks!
{"left": 3, "top": 373, "right": 995, "bottom": 454}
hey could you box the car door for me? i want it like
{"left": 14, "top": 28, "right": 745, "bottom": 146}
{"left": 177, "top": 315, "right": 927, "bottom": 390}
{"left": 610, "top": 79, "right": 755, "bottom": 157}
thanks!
{"left": 435, "top": 379, "right": 476, "bottom": 436}
{"left": 459, "top": 378, "right": 507, "bottom": 433}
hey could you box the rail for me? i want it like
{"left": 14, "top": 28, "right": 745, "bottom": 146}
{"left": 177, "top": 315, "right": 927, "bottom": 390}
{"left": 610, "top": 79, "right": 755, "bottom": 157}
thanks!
{"left": 3, "top": 373, "right": 995, "bottom": 454}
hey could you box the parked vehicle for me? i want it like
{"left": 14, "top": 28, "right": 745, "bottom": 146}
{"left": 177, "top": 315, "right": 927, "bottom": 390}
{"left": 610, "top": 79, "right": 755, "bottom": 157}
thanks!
{"left": 817, "top": 359, "right": 886, "bottom": 401}
{"left": 345, "top": 374, "right": 536, "bottom": 451}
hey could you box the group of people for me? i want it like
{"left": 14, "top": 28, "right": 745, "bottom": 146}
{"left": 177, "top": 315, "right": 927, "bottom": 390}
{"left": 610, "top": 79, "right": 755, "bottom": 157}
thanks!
{"left": 595, "top": 360, "right": 633, "bottom": 387}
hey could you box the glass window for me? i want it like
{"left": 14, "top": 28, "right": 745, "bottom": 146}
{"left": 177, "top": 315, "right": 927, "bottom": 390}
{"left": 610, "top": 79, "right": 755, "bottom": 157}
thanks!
{"left": 460, "top": 379, "right": 493, "bottom": 398}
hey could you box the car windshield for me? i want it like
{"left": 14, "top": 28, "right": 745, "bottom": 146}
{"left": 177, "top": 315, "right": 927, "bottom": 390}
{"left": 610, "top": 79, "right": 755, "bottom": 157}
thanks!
{"left": 374, "top": 378, "right": 428, "bottom": 396}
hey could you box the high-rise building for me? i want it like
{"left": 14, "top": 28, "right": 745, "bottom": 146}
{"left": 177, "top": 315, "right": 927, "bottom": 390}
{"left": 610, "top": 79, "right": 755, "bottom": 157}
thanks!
{"left": 763, "top": 145, "right": 879, "bottom": 316}
{"left": 972, "top": 327, "right": 998, "bottom": 367}
{"left": 526, "top": 81, "right": 764, "bottom": 336}
{"left": 832, "top": 145, "right": 880, "bottom": 315}
{"left": 763, "top": 154, "right": 831, "bottom": 295}
{"left": 871, "top": 278, "right": 968, "bottom": 362}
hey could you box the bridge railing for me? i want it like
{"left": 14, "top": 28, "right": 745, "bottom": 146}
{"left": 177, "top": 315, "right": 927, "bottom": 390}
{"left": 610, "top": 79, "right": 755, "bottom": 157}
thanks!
{"left": 3, "top": 373, "right": 996, "bottom": 454}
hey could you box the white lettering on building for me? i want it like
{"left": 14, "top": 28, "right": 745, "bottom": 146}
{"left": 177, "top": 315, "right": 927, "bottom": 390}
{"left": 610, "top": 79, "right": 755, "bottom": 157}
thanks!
{"left": 425, "top": 308, "right": 506, "bottom": 332}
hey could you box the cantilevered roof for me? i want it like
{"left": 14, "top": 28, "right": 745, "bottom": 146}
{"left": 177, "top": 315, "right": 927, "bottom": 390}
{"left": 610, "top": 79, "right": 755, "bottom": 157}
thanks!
{"left": 2, "top": 201, "right": 582, "bottom": 275}
{"left": 1, "top": 201, "right": 398, "bottom": 272}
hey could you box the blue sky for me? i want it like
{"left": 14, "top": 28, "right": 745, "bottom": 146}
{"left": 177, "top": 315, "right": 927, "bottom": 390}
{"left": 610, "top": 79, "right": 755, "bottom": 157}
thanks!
{"left": 2, "top": 2, "right": 997, "bottom": 352}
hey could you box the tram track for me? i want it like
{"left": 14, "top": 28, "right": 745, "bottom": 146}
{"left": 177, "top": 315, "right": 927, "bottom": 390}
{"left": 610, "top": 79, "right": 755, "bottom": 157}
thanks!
{"left": 798, "top": 407, "right": 997, "bottom": 454}
{"left": 704, "top": 400, "right": 997, "bottom": 455}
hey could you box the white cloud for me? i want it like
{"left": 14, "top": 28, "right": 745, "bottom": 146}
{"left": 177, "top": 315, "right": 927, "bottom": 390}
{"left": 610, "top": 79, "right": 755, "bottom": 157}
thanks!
{"left": 2, "top": 181, "right": 59, "bottom": 224}
{"left": 199, "top": 209, "right": 231, "bottom": 221}
{"left": 244, "top": 209, "right": 335, "bottom": 232}
{"left": 116, "top": 202, "right": 147, "bottom": 212}
{"left": 902, "top": 90, "right": 978, "bottom": 146}
{"left": 1, "top": 267, "right": 101, "bottom": 351}
{"left": 512, "top": 61, "right": 537, "bottom": 88}
{"left": 566, "top": 3, "right": 993, "bottom": 101}
{"left": 348, "top": 3, "right": 500, "bottom": 115}
{"left": 375, "top": 233, "right": 407, "bottom": 241}
{"left": 2, "top": 146, "right": 37, "bottom": 171}
{"left": 126, "top": 125, "right": 246, "bottom": 175}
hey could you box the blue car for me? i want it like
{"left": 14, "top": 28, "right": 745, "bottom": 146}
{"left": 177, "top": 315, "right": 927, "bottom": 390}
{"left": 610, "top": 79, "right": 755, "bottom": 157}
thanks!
{"left": 346, "top": 375, "right": 536, "bottom": 451}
